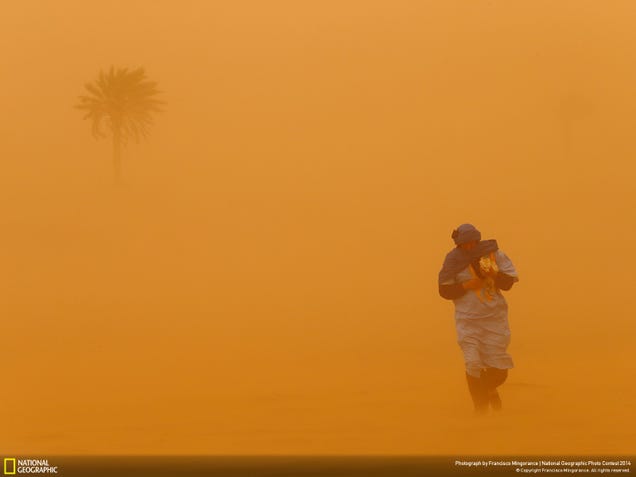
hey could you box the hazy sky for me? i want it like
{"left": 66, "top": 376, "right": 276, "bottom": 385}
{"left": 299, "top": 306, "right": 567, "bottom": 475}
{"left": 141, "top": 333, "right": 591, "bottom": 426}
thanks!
{"left": 1, "top": 1, "right": 634, "bottom": 455}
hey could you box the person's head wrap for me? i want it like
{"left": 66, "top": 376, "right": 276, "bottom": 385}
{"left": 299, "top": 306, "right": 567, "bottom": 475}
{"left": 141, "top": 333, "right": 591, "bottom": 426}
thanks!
{"left": 451, "top": 223, "right": 481, "bottom": 246}
{"left": 439, "top": 223, "right": 498, "bottom": 284}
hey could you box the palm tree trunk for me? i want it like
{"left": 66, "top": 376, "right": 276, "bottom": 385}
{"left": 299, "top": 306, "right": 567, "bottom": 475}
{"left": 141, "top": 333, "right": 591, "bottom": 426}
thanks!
{"left": 113, "top": 128, "right": 122, "bottom": 184}
{"left": 563, "top": 118, "right": 572, "bottom": 161}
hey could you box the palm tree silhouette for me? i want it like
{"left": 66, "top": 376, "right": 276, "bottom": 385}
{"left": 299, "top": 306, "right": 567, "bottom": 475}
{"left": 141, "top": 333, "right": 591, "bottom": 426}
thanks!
{"left": 76, "top": 66, "right": 163, "bottom": 183}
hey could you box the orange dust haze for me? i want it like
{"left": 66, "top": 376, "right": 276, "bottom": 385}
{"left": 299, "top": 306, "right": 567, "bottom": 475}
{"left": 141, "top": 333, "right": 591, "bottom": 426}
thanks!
{"left": 1, "top": 0, "right": 634, "bottom": 456}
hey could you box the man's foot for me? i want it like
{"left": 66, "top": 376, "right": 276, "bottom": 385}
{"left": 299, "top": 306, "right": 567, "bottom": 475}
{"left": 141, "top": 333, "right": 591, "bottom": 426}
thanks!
{"left": 488, "top": 389, "right": 502, "bottom": 411}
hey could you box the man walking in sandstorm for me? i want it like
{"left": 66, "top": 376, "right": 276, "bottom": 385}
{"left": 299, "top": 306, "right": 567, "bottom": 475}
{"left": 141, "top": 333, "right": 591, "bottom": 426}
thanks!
{"left": 438, "top": 224, "right": 519, "bottom": 414}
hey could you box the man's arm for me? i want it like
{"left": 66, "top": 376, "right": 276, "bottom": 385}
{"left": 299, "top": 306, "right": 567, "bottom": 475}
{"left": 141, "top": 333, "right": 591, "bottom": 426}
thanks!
{"left": 495, "top": 272, "right": 518, "bottom": 291}
{"left": 439, "top": 282, "right": 467, "bottom": 300}
{"left": 493, "top": 250, "right": 519, "bottom": 291}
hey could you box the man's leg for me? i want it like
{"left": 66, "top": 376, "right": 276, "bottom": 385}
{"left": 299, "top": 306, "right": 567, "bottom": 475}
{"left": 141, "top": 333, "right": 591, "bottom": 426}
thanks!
{"left": 458, "top": 333, "right": 490, "bottom": 414}
{"left": 465, "top": 369, "right": 489, "bottom": 414}
{"left": 480, "top": 325, "right": 513, "bottom": 411}
{"left": 484, "top": 367, "right": 508, "bottom": 387}
{"left": 482, "top": 367, "right": 508, "bottom": 411}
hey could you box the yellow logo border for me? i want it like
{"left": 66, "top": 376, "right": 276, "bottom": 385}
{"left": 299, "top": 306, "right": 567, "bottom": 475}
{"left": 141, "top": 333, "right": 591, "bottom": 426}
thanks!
{"left": 3, "top": 458, "right": 16, "bottom": 475}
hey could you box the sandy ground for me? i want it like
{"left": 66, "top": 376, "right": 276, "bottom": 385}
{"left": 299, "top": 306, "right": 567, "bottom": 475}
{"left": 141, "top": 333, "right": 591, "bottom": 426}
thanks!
{"left": 1, "top": 190, "right": 633, "bottom": 455}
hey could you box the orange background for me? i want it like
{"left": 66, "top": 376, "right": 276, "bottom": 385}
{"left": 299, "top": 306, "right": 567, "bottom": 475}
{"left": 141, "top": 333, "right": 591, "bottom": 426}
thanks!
{"left": 1, "top": 1, "right": 634, "bottom": 455}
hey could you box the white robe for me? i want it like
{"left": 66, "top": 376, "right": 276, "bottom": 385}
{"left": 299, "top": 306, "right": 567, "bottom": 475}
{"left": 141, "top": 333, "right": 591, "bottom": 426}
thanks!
{"left": 441, "top": 249, "right": 519, "bottom": 377}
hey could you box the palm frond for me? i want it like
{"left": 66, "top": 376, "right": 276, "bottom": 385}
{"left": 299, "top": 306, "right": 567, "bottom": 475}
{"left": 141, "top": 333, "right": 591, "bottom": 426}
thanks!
{"left": 76, "top": 65, "right": 164, "bottom": 142}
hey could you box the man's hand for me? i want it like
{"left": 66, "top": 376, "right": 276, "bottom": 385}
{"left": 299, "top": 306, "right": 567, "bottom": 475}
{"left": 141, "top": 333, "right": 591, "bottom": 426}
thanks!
{"left": 462, "top": 278, "right": 483, "bottom": 290}
{"left": 483, "top": 268, "right": 498, "bottom": 279}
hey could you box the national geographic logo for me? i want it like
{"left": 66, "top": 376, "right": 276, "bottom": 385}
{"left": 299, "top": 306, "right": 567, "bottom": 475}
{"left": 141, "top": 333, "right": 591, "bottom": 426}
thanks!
{"left": 3, "top": 458, "right": 58, "bottom": 474}
{"left": 2, "top": 459, "right": 14, "bottom": 475}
